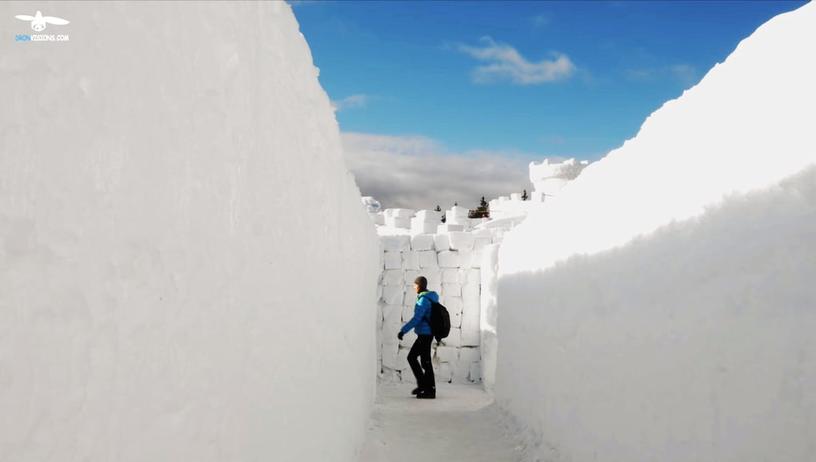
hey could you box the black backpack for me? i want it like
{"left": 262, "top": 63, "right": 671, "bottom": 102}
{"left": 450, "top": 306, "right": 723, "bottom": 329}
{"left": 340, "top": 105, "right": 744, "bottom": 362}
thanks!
{"left": 422, "top": 295, "right": 450, "bottom": 342}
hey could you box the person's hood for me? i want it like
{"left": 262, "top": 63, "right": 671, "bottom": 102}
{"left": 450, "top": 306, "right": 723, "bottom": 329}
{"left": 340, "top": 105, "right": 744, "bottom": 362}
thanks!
{"left": 418, "top": 290, "right": 439, "bottom": 302}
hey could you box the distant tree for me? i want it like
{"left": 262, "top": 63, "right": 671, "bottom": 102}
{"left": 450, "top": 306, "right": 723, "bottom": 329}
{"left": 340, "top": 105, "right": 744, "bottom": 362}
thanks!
{"left": 522, "top": 189, "right": 528, "bottom": 201}
{"left": 434, "top": 205, "right": 441, "bottom": 212}
{"left": 468, "top": 195, "right": 490, "bottom": 219}
{"left": 454, "top": 202, "right": 458, "bottom": 206}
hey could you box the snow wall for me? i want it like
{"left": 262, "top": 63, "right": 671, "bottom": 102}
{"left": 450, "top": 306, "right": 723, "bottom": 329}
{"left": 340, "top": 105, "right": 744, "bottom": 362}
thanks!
{"left": 0, "top": 2, "right": 380, "bottom": 461}
{"left": 496, "top": 3, "right": 816, "bottom": 462}
{"left": 377, "top": 231, "right": 489, "bottom": 385}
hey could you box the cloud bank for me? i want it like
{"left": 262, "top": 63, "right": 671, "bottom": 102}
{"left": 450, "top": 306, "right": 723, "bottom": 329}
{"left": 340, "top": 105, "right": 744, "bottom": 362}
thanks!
{"left": 341, "top": 132, "right": 538, "bottom": 210}
{"left": 458, "top": 36, "right": 575, "bottom": 85}
{"left": 331, "top": 94, "right": 369, "bottom": 111}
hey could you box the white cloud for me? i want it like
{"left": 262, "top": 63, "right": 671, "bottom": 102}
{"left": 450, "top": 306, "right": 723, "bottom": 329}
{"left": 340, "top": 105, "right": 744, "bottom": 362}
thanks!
{"left": 457, "top": 37, "right": 575, "bottom": 85}
{"left": 667, "top": 64, "right": 698, "bottom": 85}
{"left": 341, "top": 132, "right": 541, "bottom": 210}
{"left": 625, "top": 64, "right": 699, "bottom": 86}
{"left": 331, "top": 94, "right": 368, "bottom": 112}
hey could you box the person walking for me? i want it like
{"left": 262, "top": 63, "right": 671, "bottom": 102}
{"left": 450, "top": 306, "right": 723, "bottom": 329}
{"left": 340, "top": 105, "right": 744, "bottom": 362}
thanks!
{"left": 398, "top": 276, "right": 438, "bottom": 399}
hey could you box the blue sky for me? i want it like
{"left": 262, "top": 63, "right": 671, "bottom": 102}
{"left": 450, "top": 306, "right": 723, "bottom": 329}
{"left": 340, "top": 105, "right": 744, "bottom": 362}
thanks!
{"left": 291, "top": 1, "right": 807, "bottom": 209}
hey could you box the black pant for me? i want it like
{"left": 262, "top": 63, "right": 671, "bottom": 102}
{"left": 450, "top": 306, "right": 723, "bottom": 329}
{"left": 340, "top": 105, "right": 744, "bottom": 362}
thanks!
{"left": 407, "top": 334, "right": 435, "bottom": 390}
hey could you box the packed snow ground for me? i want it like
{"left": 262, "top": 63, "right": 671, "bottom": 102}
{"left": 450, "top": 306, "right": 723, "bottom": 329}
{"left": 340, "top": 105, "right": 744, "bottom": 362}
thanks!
{"left": 359, "top": 383, "right": 523, "bottom": 462}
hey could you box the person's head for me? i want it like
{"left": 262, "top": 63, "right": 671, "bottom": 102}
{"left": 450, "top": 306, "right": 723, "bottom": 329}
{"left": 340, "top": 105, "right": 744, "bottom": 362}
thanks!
{"left": 413, "top": 276, "right": 428, "bottom": 294}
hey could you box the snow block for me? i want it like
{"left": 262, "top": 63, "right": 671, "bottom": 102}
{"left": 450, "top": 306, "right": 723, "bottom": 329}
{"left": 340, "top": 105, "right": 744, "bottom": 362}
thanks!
{"left": 448, "top": 206, "right": 470, "bottom": 218}
{"left": 474, "top": 237, "right": 492, "bottom": 250}
{"left": 448, "top": 231, "right": 475, "bottom": 251}
{"left": 381, "top": 235, "right": 411, "bottom": 252}
{"left": 437, "top": 363, "right": 453, "bottom": 384}
{"left": 458, "top": 250, "right": 473, "bottom": 269}
{"left": 441, "top": 283, "right": 462, "bottom": 297}
{"left": 450, "top": 309, "right": 462, "bottom": 328}
{"left": 442, "top": 328, "right": 462, "bottom": 347}
{"left": 441, "top": 268, "right": 461, "bottom": 284}
{"left": 411, "top": 220, "right": 437, "bottom": 235}
{"left": 370, "top": 212, "right": 385, "bottom": 225}
{"left": 385, "top": 216, "right": 411, "bottom": 229}
{"left": 466, "top": 269, "right": 481, "bottom": 285}
{"left": 459, "top": 347, "right": 481, "bottom": 362}
{"left": 404, "top": 270, "right": 420, "bottom": 286}
{"left": 382, "top": 269, "right": 404, "bottom": 286}
{"left": 416, "top": 209, "right": 443, "bottom": 222}
{"left": 436, "top": 346, "right": 459, "bottom": 363}
{"left": 442, "top": 295, "right": 464, "bottom": 314}
{"left": 401, "top": 251, "right": 420, "bottom": 270}
{"left": 410, "top": 233, "right": 435, "bottom": 251}
{"left": 452, "top": 360, "right": 471, "bottom": 384}
{"left": 417, "top": 250, "right": 438, "bottom": 268}
{"left": 437, "top": 224, "right": 465, "bottom": 234}
{"left": 401, "top": 304, "right": 415, "bottom": 322}
{"left": 400, "top": 330, "right": 418, "bottom": 348}
{"left": 381, "top": 343, "right": 399, "bottom": 369}
{"left": 422, "top": 268, "right": 442, "bottom": 286}
{"left": 381, "top": 366, "right": 400, "bottom": 382}
{"left": 396, "top": 347, "right": 410, "bottom": 371}
{"left": 437, "top": 251, "right": 460, "bottom": 268}
{"left": 382, "top": 303, "right": 403, "bottom": 327}
{"left": 403, "top": 293, "right": 416, "bottom": 308}
{"left": 461, "top": 329, "right": 480, "bottom": 348}
{"left": 469, "top": 362, "right": 482, "bottom": 383}
{"left": 470, "top": 248, "right": 483, "bottom": 268}
{"left": 382, "top": 285, "right": 404, "bottom": 306}
{"left": 389, "top": 208, "right": 415, "bottom": 219}
{"left": 462, "top": 282, "right": 480, "bottom": 303}
{"left": 433, "top": 233, "right": 451, "bottom": 251}
{"left": 383, "top": 251, "right": 402, "bottom": 269}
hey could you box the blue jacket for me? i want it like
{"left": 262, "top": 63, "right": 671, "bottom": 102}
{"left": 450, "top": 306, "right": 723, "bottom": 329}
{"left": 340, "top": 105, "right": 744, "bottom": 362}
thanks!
{"left": 400, "top": 291, "right": 438, "bottom": 336}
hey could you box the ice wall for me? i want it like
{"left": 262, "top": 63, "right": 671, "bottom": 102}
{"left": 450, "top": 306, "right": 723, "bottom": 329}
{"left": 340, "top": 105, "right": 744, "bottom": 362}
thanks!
{"left": 496, "top": 3, "right": 816, "bottom": 461}
{"left": 0, "top": 2, "right": 380, "bottom": 461}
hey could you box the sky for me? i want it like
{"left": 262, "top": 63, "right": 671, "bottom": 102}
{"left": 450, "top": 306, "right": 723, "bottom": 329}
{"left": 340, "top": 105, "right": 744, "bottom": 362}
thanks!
{"left": 292, "top": 0, "right": 807, "bottom": 210}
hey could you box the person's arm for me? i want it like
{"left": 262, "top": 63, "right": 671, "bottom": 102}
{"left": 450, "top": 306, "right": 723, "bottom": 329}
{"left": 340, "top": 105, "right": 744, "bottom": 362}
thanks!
{"left": 400, "top": 296, "right": 431, "bottom": 335}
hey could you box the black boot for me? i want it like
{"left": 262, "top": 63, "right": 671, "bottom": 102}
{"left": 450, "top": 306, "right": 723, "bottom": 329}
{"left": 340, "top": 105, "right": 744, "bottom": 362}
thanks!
{"left": 416, "top": 387, "right": 436, "bottom": 399}
{"left": 411, "top": 387, "right": 421, "bottom": 395}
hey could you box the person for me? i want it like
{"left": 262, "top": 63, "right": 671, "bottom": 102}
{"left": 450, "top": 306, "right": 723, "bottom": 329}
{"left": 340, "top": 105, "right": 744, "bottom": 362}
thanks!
{"left": 398, "top": 276, "right": 438, "bottom": 399}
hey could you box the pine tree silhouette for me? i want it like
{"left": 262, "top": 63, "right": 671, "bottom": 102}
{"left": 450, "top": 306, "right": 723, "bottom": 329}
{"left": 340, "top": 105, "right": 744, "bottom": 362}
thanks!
{"left": 469, "top": 196, "right": 490, "bottom": 219}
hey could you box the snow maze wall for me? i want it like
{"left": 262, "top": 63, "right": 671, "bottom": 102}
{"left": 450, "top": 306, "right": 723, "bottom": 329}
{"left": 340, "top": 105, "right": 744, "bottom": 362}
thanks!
{"left": 0, "top": 2, "right": 379, "bottom": 461}
{"left": 495, "top": 3, "right": 816, "bottom": 461}
{"left": 376, "top": 230, "right": 495, "bottom": 385}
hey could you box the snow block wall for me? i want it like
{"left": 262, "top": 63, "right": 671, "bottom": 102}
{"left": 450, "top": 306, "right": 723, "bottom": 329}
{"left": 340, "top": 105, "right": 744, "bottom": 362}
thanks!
{"left": 375, "top": 207, "right": 500, "bottom": 385}
{"left": 0, "top": 2, "right": 379, "bottom": 461}
{"left": 496, "top": 4, "right": 816, "bottom": 462}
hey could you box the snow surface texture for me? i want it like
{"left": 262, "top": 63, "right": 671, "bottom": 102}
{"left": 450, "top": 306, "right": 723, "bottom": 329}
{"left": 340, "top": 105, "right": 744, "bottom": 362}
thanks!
{"left": 0, "top": 2, "right": 379, "bottom": 461}
{"left": 359, "top": 382, "right": 523, "bottom": 462}
{"left": 496, "top": 4, "right": 816, "bottom": 461}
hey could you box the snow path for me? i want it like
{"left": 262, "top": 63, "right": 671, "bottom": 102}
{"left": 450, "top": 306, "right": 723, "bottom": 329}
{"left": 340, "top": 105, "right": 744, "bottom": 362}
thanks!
{"left": 359, "top": 383, "right": 524, "bottom": 462}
